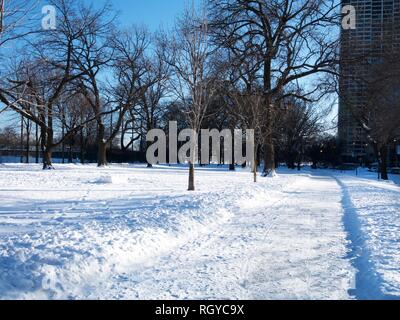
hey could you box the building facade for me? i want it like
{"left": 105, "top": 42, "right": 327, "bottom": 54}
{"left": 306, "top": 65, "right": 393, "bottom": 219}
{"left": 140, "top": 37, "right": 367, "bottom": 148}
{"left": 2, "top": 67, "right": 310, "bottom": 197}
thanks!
{"left": 339, "top": 0, "right": 400, "bottom": 163}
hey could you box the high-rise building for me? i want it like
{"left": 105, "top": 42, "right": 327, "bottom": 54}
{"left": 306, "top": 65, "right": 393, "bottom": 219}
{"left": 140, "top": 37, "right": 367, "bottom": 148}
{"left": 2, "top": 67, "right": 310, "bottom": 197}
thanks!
{"left": 339, "top": 0, "right": 400, "bottom": 163}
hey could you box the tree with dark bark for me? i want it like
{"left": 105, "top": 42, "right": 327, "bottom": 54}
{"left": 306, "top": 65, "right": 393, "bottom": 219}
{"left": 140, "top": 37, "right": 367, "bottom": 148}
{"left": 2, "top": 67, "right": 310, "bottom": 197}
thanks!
{"left": 0, "top": 0, "right": 108, "bottom": 169}
{"left": 68, "top": 1, "right": 116, "bottom": 167}
{"left": 0, "top": 59, "right": 97, "bottom": 169}
{"left": 208, "top": 0, "right": 340, "bottom": 176}
{"left": 96, "top": 27, "right": 153, "bottom": 166}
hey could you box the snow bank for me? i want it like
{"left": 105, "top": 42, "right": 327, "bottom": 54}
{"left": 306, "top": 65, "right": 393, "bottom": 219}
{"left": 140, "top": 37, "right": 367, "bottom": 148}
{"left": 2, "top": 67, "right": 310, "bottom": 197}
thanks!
{"left": 93, "top": 175, "right": 129, "bottom": 184}
{"left": 0, "top": 165, "right": 244, "bottom": 299}
{"left": 335, "top": 171, "right": 400, "bottom": 298}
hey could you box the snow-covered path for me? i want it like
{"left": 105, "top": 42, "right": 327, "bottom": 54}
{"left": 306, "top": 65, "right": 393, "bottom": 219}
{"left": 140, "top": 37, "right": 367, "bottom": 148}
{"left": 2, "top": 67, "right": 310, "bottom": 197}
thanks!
{"left": 102, "top": 174, "right": 353, "bottom": 300}
{"left": 1, "top": 164, "right": 399, "bottom": 300}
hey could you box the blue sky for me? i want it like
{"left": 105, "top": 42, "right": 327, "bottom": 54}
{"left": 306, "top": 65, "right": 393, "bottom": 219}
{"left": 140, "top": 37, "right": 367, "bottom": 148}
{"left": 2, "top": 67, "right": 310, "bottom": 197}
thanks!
{"left": 0, "top": 0, "right": 188, "bottom": 128}
{"left": 98, "top": 0, "right": 188, "bottom": 30}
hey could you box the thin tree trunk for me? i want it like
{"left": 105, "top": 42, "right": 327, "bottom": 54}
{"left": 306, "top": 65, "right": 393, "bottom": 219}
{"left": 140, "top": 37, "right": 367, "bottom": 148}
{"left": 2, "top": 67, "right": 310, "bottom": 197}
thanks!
{"left": 80, "top": 129, "right": 85, "bottom": 164}
{"left": 188, "top": 162, "right": 195, "bottom": 191}
{"left": 43, "top": 104, "right": 55, "bottom": 170}
{"left": 20, "top": 115, "right": 24, "bottom": 163}
{"left": 69, "top": 143, "right": 73, "bottom": 163}
{"left": 42, "top": 127, "right": 54, "bottom": 170}
{"left": 380, "top": 146, "right": 389, "bottom": 180}
{"left": 109, "top": 113, "right": 113, "bottom": 155}
{"left": 229, "top": 128, "right": 235, "bottom": 171}
{"left": 35, "top": 123, "right": 39, "bottom": 164}
{"left": 253, "top": 144, "right": 257, "bottom": 183}
{"left": 61, "top": 122, "right": 65, "bottom": 164}
{"left": 25, "top": 119, "right": 30, "bottom": 164}
{"left": 297, "top": 153, "right": 302, "bottom": 171}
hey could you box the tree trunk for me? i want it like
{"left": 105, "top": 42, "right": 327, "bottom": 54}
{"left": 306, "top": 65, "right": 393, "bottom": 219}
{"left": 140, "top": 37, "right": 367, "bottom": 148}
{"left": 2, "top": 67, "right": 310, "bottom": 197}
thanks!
{"left": 98, "top": 141, "right": 108, "bottom": 167}
{"left": 263, "top": 57, "right": 275, "bottom": 176}
{"left": 20, "top": 115, "right": 24, "bottom": 163}
{"left": 97, "top": 123, "right": 108, "bottom": 167}
{"left": 69, "top": 143, "right": 73, "bottom": 163}
{"left": 253, "top": 144, "right": 257, "bottom": 183}
{"left": 380, "top": 146, "right": 389, "bottom": 180}
{"left": 61, "top": 123, "right": 65, "bottom": 164}
{"left": 146, "top": 140, "right": 153, "bottom": 168}
{"left": 80, "top": 129, "right": 85, "bottom": 165}
{"left": 297, "top": 153, "right": 302, "bottom": 171}
{"left": 263, "top": 137, "right": 276, "bottom": 176}
{"left": 43, "top": 148, "right": 53, "bottom": 170}
{"left": 43, "top": 127, "right": 54, "bottom": 170}
{"left": 25, "top": 120, "right": 30, "bottom": 164}
{"left": 287, "top": 154, "right": 295, "bottom": 169}
{"left": 229, "top": 128, "right": 235, "bottom": 171}
{"left": 35, "top": 123, "right": 39, "bottom": 164}
{"left": 188, "top": 162, "right": 195, "bottom": 191}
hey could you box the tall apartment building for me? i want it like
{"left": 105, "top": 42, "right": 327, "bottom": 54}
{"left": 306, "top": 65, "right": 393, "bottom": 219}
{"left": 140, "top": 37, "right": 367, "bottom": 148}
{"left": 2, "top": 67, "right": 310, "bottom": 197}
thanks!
{"left": 339, "top": 0, "right": 400, "bottom": 163}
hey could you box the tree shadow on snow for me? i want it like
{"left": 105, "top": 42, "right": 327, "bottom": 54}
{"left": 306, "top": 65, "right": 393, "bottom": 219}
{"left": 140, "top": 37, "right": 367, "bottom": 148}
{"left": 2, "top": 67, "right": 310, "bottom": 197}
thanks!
{"left": 334, "top": 177, "right": 400, "bottom": 300}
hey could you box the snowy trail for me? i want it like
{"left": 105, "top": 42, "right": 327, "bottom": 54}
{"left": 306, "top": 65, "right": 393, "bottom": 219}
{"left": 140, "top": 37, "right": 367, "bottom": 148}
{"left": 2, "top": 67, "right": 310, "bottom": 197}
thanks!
{"left": 94, "top": 173, "right": 354, "bottom": 300}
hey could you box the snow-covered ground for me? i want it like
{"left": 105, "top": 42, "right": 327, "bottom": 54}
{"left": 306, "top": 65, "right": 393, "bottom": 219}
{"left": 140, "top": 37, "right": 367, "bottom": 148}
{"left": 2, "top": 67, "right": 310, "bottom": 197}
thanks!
{"left": 0, "top": 163, "right": 399, "bottom": 300}
{"left": 333, "top": 169, "right": 400, "bottom": 299}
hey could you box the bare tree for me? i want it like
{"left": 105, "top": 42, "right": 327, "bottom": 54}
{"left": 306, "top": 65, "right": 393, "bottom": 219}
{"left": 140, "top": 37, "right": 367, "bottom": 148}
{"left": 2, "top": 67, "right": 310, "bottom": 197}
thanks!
{"left": 0, "top": 126, "right": 19, "bottom": 149}
{"left": 208, "top": 0, "right": 340, "bottom": 176}
{"left": 0, "top": 0, "right": 107, "bottom": 169}
{"left": 162, "top": 5, "right": 216, "bottom": 191}
{"left": 0, "top": 0, "right": 40, "bottom": 48}
{"left": 137, "top": 37, "right": 171, "bottom": 167}
{"left": 218, "top": 42, "right": 265, "bottom": 180}
{"left": 67, "top": 1, "right": 116, "bottom": 167}
{"left": 0, "top": 58, "right": 95, "bottom": 169}
{"left": 352, "top": 54, "right": 400, "bottom": 180}
{"left": 88, "top": 26, "right": 151, "bottom": 166}
{"left": 230, "top": 91, "right": 264, "bottom": 182}
{"left": 278, "top": 97, "right": 323, "bottom": 170}
{"left": 0, "top": 0, "right": 41, "bottom": 116}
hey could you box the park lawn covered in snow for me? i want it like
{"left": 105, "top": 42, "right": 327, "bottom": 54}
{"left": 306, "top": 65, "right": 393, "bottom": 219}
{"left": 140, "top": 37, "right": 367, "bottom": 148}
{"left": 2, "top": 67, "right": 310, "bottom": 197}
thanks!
{"left": 0, "top": 163, "right": 399, "bottom": 300}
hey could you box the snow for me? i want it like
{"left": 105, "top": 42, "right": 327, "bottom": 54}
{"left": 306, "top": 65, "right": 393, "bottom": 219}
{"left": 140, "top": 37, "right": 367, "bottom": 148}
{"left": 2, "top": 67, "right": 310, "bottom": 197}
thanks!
{"left": 333, "top": 168, "right": 400, "bottom": 299}
{"left": 0, "top": 163, "right": 399, "bottom": 300}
